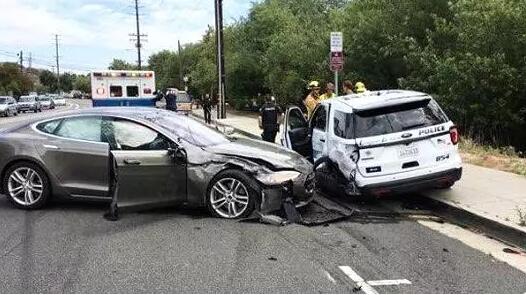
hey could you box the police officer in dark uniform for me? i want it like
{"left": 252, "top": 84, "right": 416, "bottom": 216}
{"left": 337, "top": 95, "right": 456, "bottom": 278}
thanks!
{"left": 203, "top": 93, "right": 212, "bottom": 124}
{"left": 259, "top": 96, "right": 282, "bottom": 143}
{"left": 165, "top": 89, "right": 178, "bottom": 112}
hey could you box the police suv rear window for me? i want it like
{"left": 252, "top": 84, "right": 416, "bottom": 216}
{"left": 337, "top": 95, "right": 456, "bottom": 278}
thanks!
{"left": 354, "top": 98, "right": 448, "bottom": 138}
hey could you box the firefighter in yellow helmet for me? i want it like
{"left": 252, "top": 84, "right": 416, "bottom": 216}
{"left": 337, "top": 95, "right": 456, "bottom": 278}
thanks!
{"left": 355, "top": 81, "right": 367, "bottom": 94}
{"left": 304, "top": 81, "right": 321, "bottom": 119}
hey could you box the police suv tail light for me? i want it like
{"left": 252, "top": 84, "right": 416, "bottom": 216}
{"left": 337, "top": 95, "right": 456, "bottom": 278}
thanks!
{"left": 450, "top": 126, "right": 459, "bottom": 145}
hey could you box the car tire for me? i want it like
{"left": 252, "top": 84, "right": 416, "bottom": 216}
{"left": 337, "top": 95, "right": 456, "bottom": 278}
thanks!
{"left": 2, "top": 162, "right": 51, "bottom": 210}
{"left": 206, "top": 169, "right": 258, "bottom": 219}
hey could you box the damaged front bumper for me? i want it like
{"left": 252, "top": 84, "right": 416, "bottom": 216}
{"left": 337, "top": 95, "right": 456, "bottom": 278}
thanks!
{"left": 257, "top": 171, "right": 315, "bottom": 214}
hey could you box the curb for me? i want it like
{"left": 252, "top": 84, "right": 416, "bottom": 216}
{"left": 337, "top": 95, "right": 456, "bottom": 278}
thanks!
{"left": 190, "top": 110, "right": 526, "bottom": 249}
{"left": 421, "top": 194, "right": 526, "bottom": 249}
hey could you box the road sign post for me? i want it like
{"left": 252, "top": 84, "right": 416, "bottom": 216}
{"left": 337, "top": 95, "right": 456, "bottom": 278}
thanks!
{"left": 330, "top": 32, "right": 343, "bottom": 96}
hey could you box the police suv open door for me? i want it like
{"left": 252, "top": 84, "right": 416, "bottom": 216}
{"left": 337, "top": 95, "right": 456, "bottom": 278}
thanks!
{"left": 281, "top": 106, "right": 312, "bottom": 159}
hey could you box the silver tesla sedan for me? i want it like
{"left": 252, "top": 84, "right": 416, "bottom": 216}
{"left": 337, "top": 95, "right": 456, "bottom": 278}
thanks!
{"left": 0, "top": 108, "right": 314, "bottom": 219}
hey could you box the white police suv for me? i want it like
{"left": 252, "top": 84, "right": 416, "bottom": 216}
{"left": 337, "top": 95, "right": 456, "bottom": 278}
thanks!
{"left": 281, "top": 90, "right": 462, "bottom": 197}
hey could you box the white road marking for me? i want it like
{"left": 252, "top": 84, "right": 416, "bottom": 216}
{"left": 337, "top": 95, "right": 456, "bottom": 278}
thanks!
{"left": 367, "top": 279, "right": 412, "bottom": 286}
{"left": 418, "top": 220, "right": 526, "bottom": 274}
{"left": 324, "top": 270, "right": 336, "bottom": 284}
{"left": 338, "top": 266, "right": 379, "bottom": 294}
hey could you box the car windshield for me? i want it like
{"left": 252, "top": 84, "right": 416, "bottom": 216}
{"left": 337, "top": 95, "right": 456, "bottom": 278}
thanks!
{"left": 19, "top": 96, "right": 34, "bottom": 102}
{"left": 143, "top": 110, "right": 230, "bottom": 147}
{"left": 354, "top": 98, "right": 449, "bottom": 138}
{"left": 0, "top": 98, "right": 7, "bottom": 104}
{"left": 176, "top": 93, "right": 191, "bottom": 103}
{"left": 39, "top": 97, "right": 51, "bottom": 101}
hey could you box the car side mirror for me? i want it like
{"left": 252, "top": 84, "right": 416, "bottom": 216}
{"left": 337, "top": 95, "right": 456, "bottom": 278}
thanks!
{"left": 168, "top": 147, "right": 187, "bottom": 164}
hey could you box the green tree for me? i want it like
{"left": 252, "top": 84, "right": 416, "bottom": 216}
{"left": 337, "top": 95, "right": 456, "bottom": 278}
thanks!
{"left": 39, "top": 70, "right": 57, "bottom": 92}
{"left": 108, "top": 59, "right": 136, "bottom": 70}
{"left": 0, "top": 63, "right": 33, "bottom": 96}
{"left": 72, "top": 75, "right": 91, "bottom": 94}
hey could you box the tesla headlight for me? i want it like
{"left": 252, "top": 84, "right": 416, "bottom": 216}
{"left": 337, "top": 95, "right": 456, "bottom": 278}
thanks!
{"left": 259, "top": 170, "right": 301, "bottom": 185}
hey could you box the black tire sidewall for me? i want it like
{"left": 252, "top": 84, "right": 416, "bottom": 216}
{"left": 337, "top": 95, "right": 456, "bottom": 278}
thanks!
{"left": 2, "top": 162, "right": 51, "bottom": 210}
{"left": 206, "top": 169, "right": 259, "bottom": 219}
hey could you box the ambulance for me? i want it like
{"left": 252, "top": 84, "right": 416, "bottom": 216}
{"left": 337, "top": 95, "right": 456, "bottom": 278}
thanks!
{"left": 91, "top": 70, "right": 156, "bottom": 107}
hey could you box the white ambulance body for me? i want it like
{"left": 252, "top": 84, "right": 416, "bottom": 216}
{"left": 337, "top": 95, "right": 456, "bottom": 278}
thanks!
{"left": 91, "top": 70, "right": 156, "bottom": 107}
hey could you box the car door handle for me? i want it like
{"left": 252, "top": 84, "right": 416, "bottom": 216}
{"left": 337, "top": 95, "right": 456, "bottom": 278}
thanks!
{"left": 43, "top": 144, "right": 60, "bottom": 150}
{"left": 319, "top": 139, "right": 326, "bottom": 142}
{"left": 124, "top": 159, "right": 141, "bottom": 165}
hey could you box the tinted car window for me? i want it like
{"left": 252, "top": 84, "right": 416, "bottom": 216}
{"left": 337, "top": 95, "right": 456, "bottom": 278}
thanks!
{"left": 104, "top": 119, "right": 170, "bottom": 150}
{"left": 288, "top": 108, "right": 307, "bottom": 130}
{"left": 312, "top": 105, "right": 327, "bottom": 131}
{"left": 0, "top": 97, "right": 6, "bottom": 104}
{"left": 176, "top": 93, "right": 191, "bottom": 103}
{"left": 55, "top": 117, "right": 102, "bottom": 142}
{"left": 37, "top": 119, "right": 62, "bottom": 134}
{"left": 333, "top": 110, "right": 354, "bottom": 139}
{"left": 354, "top": 98, "right": 448, "bottom": 138}
{"left": 19, "top": 96, "right": 35, "bottom": 102}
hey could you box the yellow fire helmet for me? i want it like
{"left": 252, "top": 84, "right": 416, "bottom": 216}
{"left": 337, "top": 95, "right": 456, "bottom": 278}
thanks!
{"left": 355, "top": 81, "right": 367, "bottom": 93}
{"left": 308, "top": 81, "right": 320, "bottom": 89}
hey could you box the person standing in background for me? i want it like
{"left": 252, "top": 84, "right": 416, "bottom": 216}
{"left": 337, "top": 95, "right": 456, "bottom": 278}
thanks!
{"left": 203, "top": 93, "right": 212, "bottom": 124}
{"left": 259, "top": 96, "right": 282, "bottom": 143}
{"left": 319, "top": 82, "right": 337, "bottom": 101}
{"left": 304, "top": 81, "right": 321, "bottom": 119}
{"left": 342, "top": 80, "right": 354, "bottom": 95}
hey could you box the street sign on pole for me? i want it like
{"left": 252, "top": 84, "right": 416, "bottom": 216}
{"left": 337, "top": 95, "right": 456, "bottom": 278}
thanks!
{"left": 330, "top": 32, "right": 343, "bottom": 96}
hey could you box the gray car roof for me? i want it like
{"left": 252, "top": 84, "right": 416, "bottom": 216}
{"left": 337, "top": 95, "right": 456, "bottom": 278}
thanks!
{"left": 3, "top": 107, "right": 177, "bottom": 128}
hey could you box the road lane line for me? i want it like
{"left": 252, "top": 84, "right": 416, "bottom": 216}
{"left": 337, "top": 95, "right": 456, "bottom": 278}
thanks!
{"left": 367, "top": 279, "right": 412, "bottom": 286}
{"left": 338, "top": 266, "right": 379, "bottom": 294}
{"left": 324, "top": 270, "right": 336, "bottom": 284}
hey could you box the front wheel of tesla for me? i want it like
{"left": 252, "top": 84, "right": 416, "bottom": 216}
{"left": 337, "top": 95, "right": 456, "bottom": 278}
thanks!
{"left": 207, "top": 170, "right": 257, "bottom": 219}
{"left": 2, "top": 162, "right": 50, "bottom": 210}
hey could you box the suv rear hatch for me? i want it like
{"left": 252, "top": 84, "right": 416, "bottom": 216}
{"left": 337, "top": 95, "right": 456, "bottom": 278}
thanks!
{"left": 354, "top": 97, "right": 457, "bottom": 178}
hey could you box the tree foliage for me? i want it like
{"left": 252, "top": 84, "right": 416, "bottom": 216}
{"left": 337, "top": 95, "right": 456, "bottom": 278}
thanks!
{"left": 0, "top": 63, "right": 33, "bottom": 97}
{"left": 108, "top": 59, "right": 137, "bottom": 70}
{"left": 147, "top": 0, "right": 526, "bottom": 150}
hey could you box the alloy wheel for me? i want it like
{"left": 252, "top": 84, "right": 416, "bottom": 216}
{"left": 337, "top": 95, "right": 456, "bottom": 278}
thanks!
{"left": 210, "top": 178, "right": 250, "bottom": 219}
{"left": 7, "top": 167, "right": 44, "bottom": 206}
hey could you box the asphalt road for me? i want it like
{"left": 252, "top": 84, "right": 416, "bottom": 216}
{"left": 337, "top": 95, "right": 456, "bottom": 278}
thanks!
{"left": 0, "top": 102, "right": 525, "bottom": 293}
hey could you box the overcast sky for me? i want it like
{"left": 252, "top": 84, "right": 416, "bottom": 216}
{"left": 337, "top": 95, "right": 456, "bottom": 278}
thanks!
{"left": 0, "top": 0, "right": 255, "bottom": 73}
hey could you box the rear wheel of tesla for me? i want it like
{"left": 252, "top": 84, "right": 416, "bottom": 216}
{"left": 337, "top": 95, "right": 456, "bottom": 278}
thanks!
{"left": 2, "top": 162, "right": 51, "bottom": 210}
{"left": 207, "top": 170, "right": 257, "bottom": 219}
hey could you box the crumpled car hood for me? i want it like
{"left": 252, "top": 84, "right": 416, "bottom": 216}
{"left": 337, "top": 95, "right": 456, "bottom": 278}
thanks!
{"left": 206, "top": 138, "right": 312, "bottom": 173}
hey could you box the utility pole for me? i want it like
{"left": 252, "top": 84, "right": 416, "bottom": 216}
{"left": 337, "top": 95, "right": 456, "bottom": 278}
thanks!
{"left": 214, "top": 0, "right": 226, "bottom": 119}
{"left": 135, "top": 0, "right": 142, "bottom": 70}
{"left": 17, "top": 51, "right": 23, "bottom": 72}
{"left": 178, "top": 40, "right": 183, "bottom": 88}
{"left": 55, "top": 34, "right": 61, "bottom": 93}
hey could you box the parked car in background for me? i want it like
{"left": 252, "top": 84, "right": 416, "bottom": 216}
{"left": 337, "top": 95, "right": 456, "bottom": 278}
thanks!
{"left": 17, "top": 95, "right": 42, "bottom": 113}
{"left": 281, "top": 90, "right": 462, "bottom": 197}
{"left": 53, "top": 96, "right": 67, "bottom": 106}
{"left": 0, "top": 96, "right": 18, "bottom": 117}
{"left": 166, "top": 88, "right": 193, "bottom": 115}
{"left": 37, "top": 96, "right": 56, "bottom": 110}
